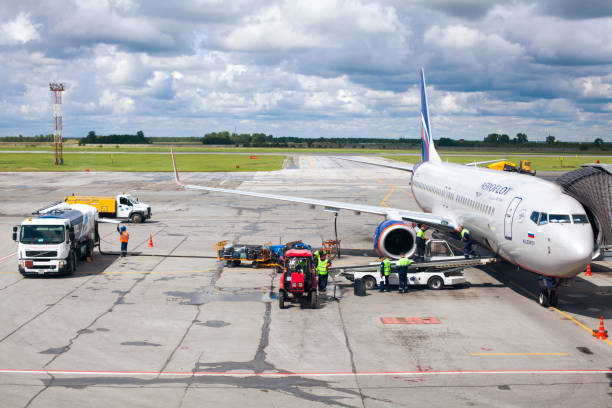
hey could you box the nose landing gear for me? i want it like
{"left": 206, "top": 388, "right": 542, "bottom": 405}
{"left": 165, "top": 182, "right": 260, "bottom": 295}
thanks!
{"left": 538, "top": 276, "right": 559, "bottom": 307}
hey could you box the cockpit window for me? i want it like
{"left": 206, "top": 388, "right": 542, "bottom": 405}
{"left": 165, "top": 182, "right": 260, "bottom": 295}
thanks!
{"left": 538, "top": 212, "right": 548, "bottom": 225}
{"left": 572, "top": 214, "right": 589, "bottom": 224}
{"left": 530, "top": 211, "right": 539, "bottom": 224}
{"left": 549, "top": 214, "right": 571, "bottom": 224}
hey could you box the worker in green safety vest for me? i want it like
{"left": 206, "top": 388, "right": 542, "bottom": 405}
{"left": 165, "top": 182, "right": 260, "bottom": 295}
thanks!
{"left": 317, "top": 251, "right": 331, "bottom": 291}
{"left": 458, "top": 226, "right": 473, "bottom": 259}
{"left": 397, "top": 252, "right": 412, "bottom": 293}
{"left": 379, "top": 257, "right": 391, "bottom": 292}
{"left": 415, "top": 224, "right": 427, "bottom": 262}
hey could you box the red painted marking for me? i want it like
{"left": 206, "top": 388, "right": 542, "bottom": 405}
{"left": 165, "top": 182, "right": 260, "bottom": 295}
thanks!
{"left": 0, "top": 252, "right": 17, "bottom": 262}
{"left": 381, "top": 317, "right": 441, "bottom": 324}
{"left": 0, "top": 368, "right": 609, "bottom": 377}
{"left": 250, "top": 156, "right": 258, "bottom": 159}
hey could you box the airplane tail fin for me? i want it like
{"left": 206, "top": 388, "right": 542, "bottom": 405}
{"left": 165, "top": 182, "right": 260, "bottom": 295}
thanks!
{"left": 170, "top": 147, "right": 185, "bottom": 187}
{"left": 419, "top": 68, "right": 441, "bottom": 163}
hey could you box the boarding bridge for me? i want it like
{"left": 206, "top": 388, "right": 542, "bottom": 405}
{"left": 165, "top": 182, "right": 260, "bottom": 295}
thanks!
{"left": 555, "top": 164, "right": 612, "bottom": 259}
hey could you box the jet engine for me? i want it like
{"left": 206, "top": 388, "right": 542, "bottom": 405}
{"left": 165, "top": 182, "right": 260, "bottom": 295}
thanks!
{"left": 373, "top": 220, "right": 416, "bottom": 259}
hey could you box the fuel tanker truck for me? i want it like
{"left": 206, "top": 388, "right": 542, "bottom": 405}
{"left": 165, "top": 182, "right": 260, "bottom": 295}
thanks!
{"left": 12, "top": 203, "right": 100, "bottom": 276}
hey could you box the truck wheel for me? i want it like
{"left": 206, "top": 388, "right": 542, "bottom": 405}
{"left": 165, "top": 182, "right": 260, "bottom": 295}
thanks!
{"left": 130, "top": 213, "right": 143, "bottom": 223}
{"left": 310, "top": 291, "right": 318, "bottom": 309}
{"left": 363, "top": 276, "right": 377, "bottom": 290}
{"left": 427, "top": 276, "right": 443, "bottom": 290}
{"left": 279, "top": 291, "right": 285, "bottom": 309}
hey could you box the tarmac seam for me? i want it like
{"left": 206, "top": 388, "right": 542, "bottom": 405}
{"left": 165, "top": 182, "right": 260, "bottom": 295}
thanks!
{"left": 335, "top": 295, "right": 366, "bottom": 408}
{"left": 22, "top": 234, "right": 188, "bottom": 406}
{"left": 0, "top": 274, "right": 97, "bottom": 344}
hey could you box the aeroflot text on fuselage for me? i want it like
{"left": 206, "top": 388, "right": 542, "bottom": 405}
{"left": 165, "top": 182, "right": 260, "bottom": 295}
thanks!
{"left": 480, "top": 182, "right": 513, "bottom": 195}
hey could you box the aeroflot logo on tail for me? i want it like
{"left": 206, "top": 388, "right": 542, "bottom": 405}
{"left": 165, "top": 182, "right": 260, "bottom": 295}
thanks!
{"left": 481, "top": 182, "right": 513, "bottom": 195}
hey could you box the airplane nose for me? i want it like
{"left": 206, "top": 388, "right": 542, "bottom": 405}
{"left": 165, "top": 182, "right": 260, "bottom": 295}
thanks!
{"left": 554, "top": 230, "right": 593, "bottom": 278}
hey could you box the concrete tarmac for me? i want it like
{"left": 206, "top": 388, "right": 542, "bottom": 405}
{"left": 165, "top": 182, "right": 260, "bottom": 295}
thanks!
{"left": 0, "top": 156, "right": 610, "bottom": 407}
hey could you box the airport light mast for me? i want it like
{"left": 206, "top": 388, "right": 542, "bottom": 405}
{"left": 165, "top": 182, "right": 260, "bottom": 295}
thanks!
{"left": 50, "top": 82, "right": 65, "bottom": 165}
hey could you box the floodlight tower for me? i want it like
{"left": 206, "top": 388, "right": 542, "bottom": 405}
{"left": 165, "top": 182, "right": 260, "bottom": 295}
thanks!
{"left": 50, "top": 82, "right": 65, "bottom": 165}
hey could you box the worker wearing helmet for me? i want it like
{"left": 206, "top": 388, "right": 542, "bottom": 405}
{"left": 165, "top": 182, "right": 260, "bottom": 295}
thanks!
{"left": 117, "top": 225, "right": 129, "bottom": 257}
{"left": 317, "top": 251, "right": 331, "bottom": 291}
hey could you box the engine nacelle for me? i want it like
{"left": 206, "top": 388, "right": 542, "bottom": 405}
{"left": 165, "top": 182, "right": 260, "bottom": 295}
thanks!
{"left": 373, "top": 220, "right": 416, "bottom": 259}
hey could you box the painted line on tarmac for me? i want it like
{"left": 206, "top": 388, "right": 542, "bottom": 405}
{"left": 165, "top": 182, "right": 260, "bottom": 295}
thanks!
{"left": 509, "top": 280, "right": 538, "bottom": 300}
{"left": 509, "top": 279, "right": 612, "bottom": 347}
{"left": 551, "top": 307, "right": 612, "bottom": 347}
{"left": 0, "top": 368, "right": 609, "bottom": 377}
{"left": 0, "top": 252, "right": 17, "bottom": 262}
{"left": 471, "top": 353, "right": 567, "bottom": 356}
{"left": 379, "top": 187, "right": 396, "bottom": 208}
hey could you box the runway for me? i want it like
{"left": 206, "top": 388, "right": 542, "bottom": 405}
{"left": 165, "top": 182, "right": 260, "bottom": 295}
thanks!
{"left": 0, "top": 156, "right": 610, "bottom": 407}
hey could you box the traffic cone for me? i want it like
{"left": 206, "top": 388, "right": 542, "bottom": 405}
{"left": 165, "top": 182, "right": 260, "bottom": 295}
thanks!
{"left": 85, "top": 167, "right": 89, "bottom": 172}
{"left": 148, "top": 234, "right": 154, "bottom": 247}
{"left": 593, "top": 316, "right": 608, "bottom": 340}
{"left": 585, "top": 264, "right": 592, "bottom": 277}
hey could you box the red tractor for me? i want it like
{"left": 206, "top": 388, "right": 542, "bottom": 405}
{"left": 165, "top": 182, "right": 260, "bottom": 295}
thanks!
{"left": 278, "top": 248, "right": 318, "bottom": 309}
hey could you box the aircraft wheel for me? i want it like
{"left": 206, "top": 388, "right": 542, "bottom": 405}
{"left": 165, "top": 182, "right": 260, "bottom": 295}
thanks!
{"left": 538, "top": 290, "right": 550, "bottom": 307}
{"left": 427, "top": 276, "right": 443, "bottom": 290}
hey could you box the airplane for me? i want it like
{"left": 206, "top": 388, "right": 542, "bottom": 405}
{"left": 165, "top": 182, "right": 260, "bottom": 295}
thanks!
{"left": 171, "top": 68, "right": 596, "bottom": 308}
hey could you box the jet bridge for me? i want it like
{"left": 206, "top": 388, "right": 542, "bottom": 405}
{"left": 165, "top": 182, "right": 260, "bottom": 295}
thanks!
{"left": 555, "top": 163, "right": 612, "bottom": 259}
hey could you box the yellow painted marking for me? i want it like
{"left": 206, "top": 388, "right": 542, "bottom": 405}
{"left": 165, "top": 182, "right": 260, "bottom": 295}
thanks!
{"left": 509, "top": 280, "right": 538, "bottom": 300}
{"left": 551, "top": 307, "right": 612, "bottom": 347}
{"left": 308, "top": 157, "right": 316, "bottom": 169}
{"left": 100, "top": 270, "right": 209, "bottom": 275}
{"left": 379, "top": 187, "right": 396, "bottom": 208}
{"left": 472, "top": 353, "right": 567, "bottom": 356}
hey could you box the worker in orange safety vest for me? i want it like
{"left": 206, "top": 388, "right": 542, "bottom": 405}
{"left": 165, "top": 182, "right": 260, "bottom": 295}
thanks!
{"left": 117, "top": 225, "right": 129, "bottom": 257}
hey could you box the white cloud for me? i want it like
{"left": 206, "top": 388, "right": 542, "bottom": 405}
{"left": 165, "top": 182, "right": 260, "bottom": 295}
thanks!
{"left": 99, "top": 89, "right": 135, "bottom": 113}
{"left": 0, "top": 12, "right": 39, "bottom": 45}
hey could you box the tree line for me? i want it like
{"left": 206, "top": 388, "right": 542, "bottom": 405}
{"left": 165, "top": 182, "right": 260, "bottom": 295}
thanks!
{"left": 80, "top": 131, "right": 151, "bottom": 145}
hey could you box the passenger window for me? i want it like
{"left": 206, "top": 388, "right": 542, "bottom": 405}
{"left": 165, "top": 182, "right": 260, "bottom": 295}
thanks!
{"left": 530, "top": 211, "right": 539, "bottom": 224}
{"left": 538, "top": 212, "right": 548, "bottom": 225}
{"left": 572, "top": 214, "right": 589, "bottom": 224}
{"left": 549, "top": 214, "right": 571, "bottom": 224}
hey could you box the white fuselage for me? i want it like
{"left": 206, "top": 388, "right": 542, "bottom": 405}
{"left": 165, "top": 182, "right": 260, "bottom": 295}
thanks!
{"left": 411, "top": 161, "right": 593, "bottom": 278}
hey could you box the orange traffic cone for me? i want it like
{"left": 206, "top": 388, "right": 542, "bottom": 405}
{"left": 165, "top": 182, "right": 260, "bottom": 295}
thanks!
{"left": 593, "top": 316, "right": 608, "bottom": 340}
{"left": 85, "top": 167, "right": 89, "bottom": 172}
{"left": 148, "top": 234, "right": 154, "bottom": 247}
{"left": 585, "top": 264, "right": 592, "bottom": 277}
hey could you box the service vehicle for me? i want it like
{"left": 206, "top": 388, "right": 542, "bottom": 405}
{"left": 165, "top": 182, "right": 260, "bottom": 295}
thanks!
{"left": 278, "top": 248, "right": 318, "bottom": 309}
{"left": 338, "top": 240, "right": 496, "bottom": 290}
{"left": 216, "top": 240, "right": 272, "bottom": 268}
{"left": 487, "top": 160, "right": 536, "bottom": 175}
{"left": 63, "top": 194, "right": 151, "bottom": 223}
{"left": 13, "top": 203, "right": 99, "bottom": 276}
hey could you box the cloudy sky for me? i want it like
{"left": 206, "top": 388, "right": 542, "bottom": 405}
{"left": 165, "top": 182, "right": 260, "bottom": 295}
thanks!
{"left": 1, "top": 0, "right": 611, "bottom": 141}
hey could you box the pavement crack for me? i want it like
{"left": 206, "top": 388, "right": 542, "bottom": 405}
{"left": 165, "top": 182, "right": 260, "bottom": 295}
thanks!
{"left": 158, "top": 304, "right": 201, "bottom": 375}
{"left": 23, "top": 372, "right": 54, "bottom": 408}
{"left": 336, "top": 296, "right": 365, "bottom": 408}
{"left": 43, "top": 236, "right": 188, "bottom": 369}
{"left": 0, "top": 275, "right": 97, "bottom": 344}
{"left": 0, "top": 277, "right": 24, "bottom": 292}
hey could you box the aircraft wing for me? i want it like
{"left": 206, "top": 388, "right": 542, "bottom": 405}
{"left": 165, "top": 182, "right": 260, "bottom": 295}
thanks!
{"left": 334, "top": 156, "right": 414, "bottom": 172}
{"left": 171, "top": 150, "right": 456, "bottom": 231}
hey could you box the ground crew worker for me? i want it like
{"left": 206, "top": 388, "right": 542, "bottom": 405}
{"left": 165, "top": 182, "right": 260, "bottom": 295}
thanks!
{"left": 397, "top": 252, "right": 411, "bottom": 293}
{"left": 415, "top": 224, "right": 427, "bottom": 261}
{"left": 379, "top": 256, "right": 391, "bottom": 292}
{"left": 313, "top": 249, "right": 326, "bottom": 266}
{"left": 117, "top": 225, "right": 129, "bottom": 257}
{"left": 317, "top": 252, "right": 331, "bottom": 291}
{"left": 458, "top": 226, "right": 473, "bottom": 259}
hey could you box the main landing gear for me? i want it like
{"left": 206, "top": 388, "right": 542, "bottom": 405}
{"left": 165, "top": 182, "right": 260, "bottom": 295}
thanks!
{"left": 538, "top": 276, "right": 559, "bottom": 307}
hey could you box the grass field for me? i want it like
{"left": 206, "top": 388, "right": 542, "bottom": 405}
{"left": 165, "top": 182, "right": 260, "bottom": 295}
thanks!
{"left": 0, "top": 153, "right": 285, "bottom": 172}
{"left": 385, "top": 154, "right": 612, "bottom": 172}
{"left": 1, "top": 144, "right": 611, "bottom": 156}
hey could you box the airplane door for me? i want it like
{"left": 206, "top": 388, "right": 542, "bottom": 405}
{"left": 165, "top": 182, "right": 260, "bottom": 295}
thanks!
{"left": 504, "top": 197, "right": 522, "bottom": 240}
